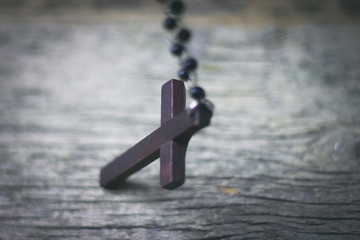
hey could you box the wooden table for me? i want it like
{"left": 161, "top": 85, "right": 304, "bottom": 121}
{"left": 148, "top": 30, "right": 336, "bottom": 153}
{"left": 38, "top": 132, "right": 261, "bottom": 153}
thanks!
{"left": 0, "top": 7, "right": 359, "bottom": 240}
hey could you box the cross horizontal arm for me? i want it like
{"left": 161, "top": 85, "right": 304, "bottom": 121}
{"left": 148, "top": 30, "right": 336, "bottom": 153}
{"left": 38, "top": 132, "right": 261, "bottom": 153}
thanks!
{"left": 100, "top": 104, "right": 212, "bottom": 189}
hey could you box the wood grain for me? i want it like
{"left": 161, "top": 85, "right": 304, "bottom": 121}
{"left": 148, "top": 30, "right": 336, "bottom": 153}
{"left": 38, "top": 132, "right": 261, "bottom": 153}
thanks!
{"left": 0, "top": 11, "right": 360, "bottom": 240}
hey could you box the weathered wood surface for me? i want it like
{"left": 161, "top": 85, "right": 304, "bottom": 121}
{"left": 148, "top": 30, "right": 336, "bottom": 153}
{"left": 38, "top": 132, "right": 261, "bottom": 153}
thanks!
{"left": 1, "top": 8, "right": 360, "bottom": 240}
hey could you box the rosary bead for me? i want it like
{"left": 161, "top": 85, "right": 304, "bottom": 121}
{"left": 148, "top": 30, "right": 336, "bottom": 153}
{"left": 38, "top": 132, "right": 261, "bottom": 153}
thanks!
{"left": 169, "top": 0, "right": 185, "bottom": 15}
{"left": 190, "top": 86, "right": 206, "bottom": 100}
{"left": 158, "top": 0, "right": 213, "bottom": 114}
{"left": 170, "top": 43, "right": 185, "bottom": 56}
{"left": 184, "top": 57, "right": 197, "bottom": 71}
{"left": 178, "top": 68, "right": 190, "bottom": 81}
{"left": 163, "top": 17, "right": 177, "bottom": 31}
{"left": 177, "top": 28, "right": 191, "bottom": 42}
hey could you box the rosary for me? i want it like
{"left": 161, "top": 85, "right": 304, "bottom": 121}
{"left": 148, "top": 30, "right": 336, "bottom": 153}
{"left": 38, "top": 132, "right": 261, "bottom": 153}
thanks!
{"left": 100, "top": 0, "right": 214, "bottom": 190}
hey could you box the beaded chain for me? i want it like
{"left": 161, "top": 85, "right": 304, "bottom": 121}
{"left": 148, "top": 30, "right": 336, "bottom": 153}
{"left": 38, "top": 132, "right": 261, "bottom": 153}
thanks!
{"left": 157, "top": 0, "right": 214, "bottom": 111}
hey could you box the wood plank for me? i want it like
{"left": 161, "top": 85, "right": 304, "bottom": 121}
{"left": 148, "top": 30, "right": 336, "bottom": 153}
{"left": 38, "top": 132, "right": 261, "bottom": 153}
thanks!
{"left": 1, "top": 7, "right": 360, "bottom": 240}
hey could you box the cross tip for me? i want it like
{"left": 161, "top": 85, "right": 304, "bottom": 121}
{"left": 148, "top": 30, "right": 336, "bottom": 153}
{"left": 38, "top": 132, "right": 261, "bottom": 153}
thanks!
{"left": 160, "top": 179, "right": 185, "bottom": 190}
{"left": 162, "top": 79, "right": 185, "bottom": 92}
{"left": 100, "top": 168, "right": 127, "bottom": 189}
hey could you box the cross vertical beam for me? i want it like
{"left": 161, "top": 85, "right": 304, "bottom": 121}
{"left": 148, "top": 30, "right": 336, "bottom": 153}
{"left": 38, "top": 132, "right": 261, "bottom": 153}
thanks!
{"left": 160, "top": 80, "right": 186, "bottom": 189}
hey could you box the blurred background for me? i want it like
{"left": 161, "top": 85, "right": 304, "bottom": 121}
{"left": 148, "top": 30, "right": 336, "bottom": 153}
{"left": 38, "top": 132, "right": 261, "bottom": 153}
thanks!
{"left": 1, "top": 1, "right": 360, "bottom": 239}
{"left": 1, "top": 0, "right": 360, "bottom": 23}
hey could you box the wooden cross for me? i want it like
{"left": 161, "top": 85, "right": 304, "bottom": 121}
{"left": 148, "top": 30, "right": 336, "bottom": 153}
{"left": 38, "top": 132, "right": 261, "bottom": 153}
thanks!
{"left": 100, "top": 79, "right": 212, "bottom": 189}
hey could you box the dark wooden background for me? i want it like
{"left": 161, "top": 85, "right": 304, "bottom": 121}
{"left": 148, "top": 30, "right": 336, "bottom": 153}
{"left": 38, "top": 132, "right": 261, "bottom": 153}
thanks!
{"left": 1, "top": 1, "right": 360, "bottom": 239}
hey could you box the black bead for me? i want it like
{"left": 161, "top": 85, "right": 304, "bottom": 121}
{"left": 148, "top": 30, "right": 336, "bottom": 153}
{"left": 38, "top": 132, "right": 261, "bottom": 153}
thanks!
{"left": 177, "top": 28, "right": 191, "bottom": 42}
{"left": 170, "top": 43, "right": 185, "bottom": 56}
{"left": 178, "top": 68, "right": 189, "bottom": 81}
{"left": 169, "top": 0, "right": 185, "bottom": 15}
{"left": 184, "top": 57, "right": 197, "bottom": 71}
{"left": 190, "top": 86, "right": 206, "bottom": 100}
{"left": 163, "top": 17, "right": 177, "bottom": 31}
